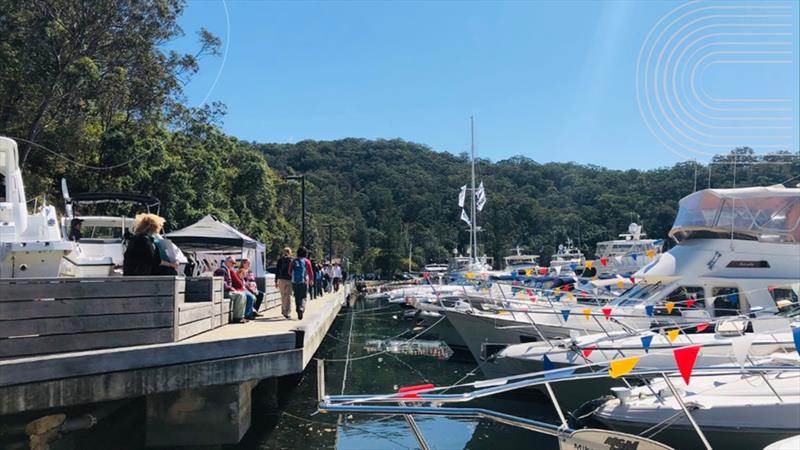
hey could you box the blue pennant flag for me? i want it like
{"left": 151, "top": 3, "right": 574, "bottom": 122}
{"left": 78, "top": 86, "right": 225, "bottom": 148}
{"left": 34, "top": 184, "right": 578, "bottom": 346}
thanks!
{"left": 793, "top": 327, "right": 800, "bottom": 357}
{"left": 640, "top": 335, "right": 654, "bottom": 353}
{"left": 542, "top": 354, "right": 555, "bottom": 371}
{"left": 645, "top": 304, "right": 654, "bottom": 317}
{"left": 511, "top": 271, "right": 518, "bottom": 280}
{"left": 561, "top": 309, "right": 571, "bottom": 322}
{"left": 570, "top": 264, "right": 577, "bottom": 272}
{"left": 631, "top": 253, "right": 638, "bottom": 261}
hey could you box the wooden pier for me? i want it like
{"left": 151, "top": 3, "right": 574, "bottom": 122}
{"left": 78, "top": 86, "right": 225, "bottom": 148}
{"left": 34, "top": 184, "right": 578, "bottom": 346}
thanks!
{"left": 0, "top": 276, "right": 351, "bottom": 448}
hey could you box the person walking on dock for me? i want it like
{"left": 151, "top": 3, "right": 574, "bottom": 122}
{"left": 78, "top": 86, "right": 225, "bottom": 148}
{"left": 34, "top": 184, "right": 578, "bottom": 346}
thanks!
{"left": 123, "top": 214, "right": 178, "bottom": 276}
{"left": 290, "top": 247, "right": 314, "bottom": 320}
{"left": 332, "top": 262, "right": 342, "bottom": 293}
{"left": 275, "top": 247, "right": 294, "bottom": 319}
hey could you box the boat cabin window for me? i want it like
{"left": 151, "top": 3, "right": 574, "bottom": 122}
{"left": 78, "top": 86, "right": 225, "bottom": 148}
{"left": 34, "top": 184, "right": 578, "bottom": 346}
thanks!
{"left": 656, "top": 286, "right": 704, "bottom": 315}
{"left": 712, "top": 287, "right": 742, "bottom": 317}
{"left": 610, "top": 282, "right": 662, "bottom": 306}
{"left": 86, "top": 225, "right": 124, "bottom": 240}
{"left": 770, "top": 287, "right": 798, "bottom": 306}
{"left": 0, "top": 173, "right": 5, "bottom": 202}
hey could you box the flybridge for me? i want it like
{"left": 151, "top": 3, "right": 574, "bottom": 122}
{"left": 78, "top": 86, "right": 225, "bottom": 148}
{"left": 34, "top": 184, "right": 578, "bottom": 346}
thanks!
{"left": 669, "top": 185, "right": 800, "bottom": 243}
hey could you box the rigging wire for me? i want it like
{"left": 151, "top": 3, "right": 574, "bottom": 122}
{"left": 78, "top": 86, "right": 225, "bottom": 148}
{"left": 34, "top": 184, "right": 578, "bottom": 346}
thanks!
{"left": 10, "top": 136, "right": 150, "bottom": 170}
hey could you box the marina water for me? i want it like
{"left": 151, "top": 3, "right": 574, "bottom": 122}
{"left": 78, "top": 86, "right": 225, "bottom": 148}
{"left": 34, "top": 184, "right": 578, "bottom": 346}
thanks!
{"left": 237, "top": 294, "right": 562, "bottom": 450}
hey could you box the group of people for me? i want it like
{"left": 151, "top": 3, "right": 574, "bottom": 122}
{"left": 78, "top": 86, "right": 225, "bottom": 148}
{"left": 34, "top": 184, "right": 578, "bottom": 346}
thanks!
{"left": 120, "top": 213, "right": 343, "bottom": 324}
{"left": 274, "top": 247, "right": 344, "bottom": 320}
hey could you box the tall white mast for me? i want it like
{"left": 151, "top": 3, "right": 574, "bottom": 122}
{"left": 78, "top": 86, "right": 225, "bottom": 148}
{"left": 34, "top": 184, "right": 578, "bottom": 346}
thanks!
{"left": 470, "top": 116, "right": 477, "bottom": 264}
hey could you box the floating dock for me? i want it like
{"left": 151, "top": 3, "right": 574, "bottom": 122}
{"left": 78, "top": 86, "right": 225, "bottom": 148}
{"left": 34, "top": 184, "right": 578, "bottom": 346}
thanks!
{"left": 0, "top": 276, "right": 350, "bottom": 448}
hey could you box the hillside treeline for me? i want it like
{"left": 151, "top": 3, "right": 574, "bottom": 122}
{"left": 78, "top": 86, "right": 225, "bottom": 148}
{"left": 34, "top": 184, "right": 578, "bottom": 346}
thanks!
{"left": 2, "top": 0, "right": 797, "bottom": 274}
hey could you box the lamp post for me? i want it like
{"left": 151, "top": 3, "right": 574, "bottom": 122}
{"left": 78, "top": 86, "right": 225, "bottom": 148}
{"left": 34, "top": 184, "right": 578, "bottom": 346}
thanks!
{"left": 284, "top": 174, "right": 306, "bottom": 249}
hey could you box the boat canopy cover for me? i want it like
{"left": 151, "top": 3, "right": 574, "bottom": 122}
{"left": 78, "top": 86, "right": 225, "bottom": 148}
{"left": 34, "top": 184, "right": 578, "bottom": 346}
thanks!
{"left": 166, "top": 215, "right": 264, "bottom": 251}
{"left": 669, "top": 185, "right": 800, "bottom": 243}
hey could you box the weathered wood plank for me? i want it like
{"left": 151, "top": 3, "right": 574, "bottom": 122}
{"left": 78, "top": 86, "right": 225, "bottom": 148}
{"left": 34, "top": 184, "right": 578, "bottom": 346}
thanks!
{"left": 0, "top": 277, "right": 177, "bottom": 302}
{"left": 178, "top": 304, "right": 214, "bottom": 325}
{"left": 177, "top": 317, "right": 213, "bottom": 340}
{"left": 0, "top": 312, "right": 173, "bottom": 338}
{"left": 0, "top": 296, "right": 174, "bottom": 321}
{"left": 0, "top": 328, "right": 174, "bottom": 359}
{"left": 0, "top": 332, "right": 297, "bottom": 387}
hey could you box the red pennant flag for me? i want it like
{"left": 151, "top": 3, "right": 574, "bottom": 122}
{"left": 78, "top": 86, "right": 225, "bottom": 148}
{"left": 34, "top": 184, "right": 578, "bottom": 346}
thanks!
{"left": 695, "top": 323, "right": 710, "bottom": 333}
{"left": 685, "top": 299, "right": 696, "bottom": 308}
{"left": 562, "top": 284, "right": 571, "bottom": 292}
{"left": 673, "top": 345, "right": 702, "bottom": 385}
{"left": 423, "top": 272, "right": 430, "bottom": 280}
{"left": 600, "top": 258, "right": 608, "bottom": 266}
{"left": 580, "top": 291, "right": 587, "bottom": 298}
{"left": 539, "top": 268, "right": 548, "bottom": 275}
{"left": 582, "top": 346, "right": 596, "bottom": 358}
{"left": 629, "top": 277, "right": 636, "bottom": 284}
{"left": 513, "top": 279, "right": 520, "bottom": 286}
{"left": 602, "top": 307, "right": 612, "bottom": 320}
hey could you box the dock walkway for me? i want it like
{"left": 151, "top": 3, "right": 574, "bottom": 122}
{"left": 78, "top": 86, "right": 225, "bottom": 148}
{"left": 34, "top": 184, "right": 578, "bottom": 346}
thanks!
{"left": 0, "top": 276, "right": 351, "bottom": 447}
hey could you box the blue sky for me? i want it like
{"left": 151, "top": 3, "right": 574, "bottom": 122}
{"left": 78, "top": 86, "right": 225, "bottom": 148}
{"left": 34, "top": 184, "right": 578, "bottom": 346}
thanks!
{"left": 172, "top": 0, "right": 799, "bottom": 169}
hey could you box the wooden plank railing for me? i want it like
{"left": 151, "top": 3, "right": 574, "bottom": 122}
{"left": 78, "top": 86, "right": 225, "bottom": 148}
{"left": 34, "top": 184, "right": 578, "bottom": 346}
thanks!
{"left": 0, "top": 275, "right": 287, "bottom": 359}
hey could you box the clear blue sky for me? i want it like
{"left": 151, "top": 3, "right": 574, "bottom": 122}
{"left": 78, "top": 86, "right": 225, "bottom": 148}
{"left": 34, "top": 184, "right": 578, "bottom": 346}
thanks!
{"left": 171, "top": 0, "right": 799, "bottom": 169}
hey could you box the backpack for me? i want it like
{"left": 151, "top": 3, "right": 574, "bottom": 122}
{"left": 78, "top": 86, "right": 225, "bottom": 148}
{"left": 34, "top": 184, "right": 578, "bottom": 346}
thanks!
{"left": 291, "top": 258, "right": 307, "bottom": 284}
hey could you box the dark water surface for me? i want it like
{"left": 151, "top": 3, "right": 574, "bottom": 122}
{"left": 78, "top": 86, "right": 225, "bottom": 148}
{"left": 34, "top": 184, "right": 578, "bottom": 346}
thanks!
{"left": 235, "top": 296, "right": 562, "bottom": 450}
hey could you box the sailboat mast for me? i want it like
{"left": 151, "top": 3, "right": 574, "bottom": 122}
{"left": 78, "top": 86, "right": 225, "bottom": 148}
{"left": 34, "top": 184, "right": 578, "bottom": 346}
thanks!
{"left": 470, "top": 116, "right": 477, "bottom": 263}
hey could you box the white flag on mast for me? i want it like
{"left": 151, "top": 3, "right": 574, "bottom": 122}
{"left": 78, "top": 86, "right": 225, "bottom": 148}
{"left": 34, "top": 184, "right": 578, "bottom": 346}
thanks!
{"left": 460, "top": 208, "right": 471, "bottom": 225}
{"left": 458, "top": 185, "right": 467, "bottom": 208}
{"left": 476, "top": 181, "right": 487, "bottom": 211}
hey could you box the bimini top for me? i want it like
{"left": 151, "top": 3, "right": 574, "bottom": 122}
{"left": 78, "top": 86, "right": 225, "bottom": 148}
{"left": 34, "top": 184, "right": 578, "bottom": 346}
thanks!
{"left": 669, "top": 185, "right": 800, "bottom": 243}
{"left": 69, "top": 192, "right": 161, "bottom": 209}
{"left": 166, "top": 214, "right": 264, "bottom": 251}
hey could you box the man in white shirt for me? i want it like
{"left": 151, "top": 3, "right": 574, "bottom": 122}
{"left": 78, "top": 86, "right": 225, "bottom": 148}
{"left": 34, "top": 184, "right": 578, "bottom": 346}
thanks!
{"left": 332, "top": 263, "right": 343, "bottom": 292}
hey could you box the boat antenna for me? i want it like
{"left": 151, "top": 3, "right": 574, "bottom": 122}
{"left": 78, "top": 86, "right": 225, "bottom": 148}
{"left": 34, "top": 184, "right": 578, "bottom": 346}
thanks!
{"left": 470, "top": 116, "right": 477, "bottom": 264}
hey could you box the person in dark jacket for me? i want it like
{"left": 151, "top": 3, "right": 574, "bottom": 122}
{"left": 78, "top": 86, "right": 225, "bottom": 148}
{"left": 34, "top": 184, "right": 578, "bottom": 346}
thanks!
{"left": 275, "top": 247, "right": 294, "bottom": 319}
{"left": 123, "top": 214, "right": 178, "bottom": 276}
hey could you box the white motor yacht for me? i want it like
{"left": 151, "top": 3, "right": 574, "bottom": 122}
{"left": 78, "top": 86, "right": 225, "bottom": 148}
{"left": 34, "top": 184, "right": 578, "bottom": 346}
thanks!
{"left": 590, "top": 222, "right": 664, "bottom": 276}
{"left": 0, "top": 137, "right": 72, "bottom": 278}
{"left": 548, "top": 238, "right": 585, "bottom": 276}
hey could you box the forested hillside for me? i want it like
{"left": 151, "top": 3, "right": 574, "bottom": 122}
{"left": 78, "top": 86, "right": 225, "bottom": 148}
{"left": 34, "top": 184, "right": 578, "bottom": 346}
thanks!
{"left": 258, "top": 140, "right": 798, "bottom": 273}
{"left": 1, "top": 1, "right": 797, "bottom": 275}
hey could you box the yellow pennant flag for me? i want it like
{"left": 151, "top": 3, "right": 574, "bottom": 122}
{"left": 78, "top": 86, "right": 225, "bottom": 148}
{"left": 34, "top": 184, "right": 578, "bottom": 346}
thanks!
{"left": 592, "top": 275, "right": 599, "bottom": 281}
{"left": 585, "top": 260, "right": 593, "bottom": 269}
{"left": 667, "top": 329, "right": 680, "bottom": 343}
{"left": 566, "top": 292, "right": 575, "bottom": 301}
{"left": 583, "top": 308, "right": 591, "bottom": 320}
{"left": 517, "top": 290, "right": 525, "bottom": 299}
{"left": 609, "top": 356, "right": 640, "bottom": 379}
{"left": 497, "top": 310, "right": 509, "bottom": 315}
{"left": 554, "top": 287, "right": 561, "bottom": 295}
{"left": 646, "top": 249, "right": 655, "bottom": 259}
{"left": 525, "top": 268, "right": 533, "bottom": 276}
{"left": 616, "top": 280, "right": 624, "bottom": 289}
{"left": 666, "top": 302, "right": 675, "bottom": 314}
{"left": 465, "top": 272, "right": 474, "bottom": 279}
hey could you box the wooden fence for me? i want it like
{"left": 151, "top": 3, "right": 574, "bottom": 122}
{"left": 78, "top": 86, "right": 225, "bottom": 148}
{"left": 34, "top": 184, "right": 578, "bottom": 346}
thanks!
{"left": 0, "top": 276, "right": 279, "bottom": 360}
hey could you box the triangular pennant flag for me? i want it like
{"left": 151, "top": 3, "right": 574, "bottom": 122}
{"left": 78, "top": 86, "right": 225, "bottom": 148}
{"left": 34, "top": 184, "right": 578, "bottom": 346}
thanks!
{"left": 731, "top": 336, "right": 753, "bottom": 366}
{"left": 631, "top": 253, "right": 638, "bottom": 261}
{"left": 582, "top": 346, "right": 596, "bottom": 358}
{"left": 513, "top": 279, "right": 520, "bottom": 286}
{"left": 570, "top": 263, "right": 577, "bottom": 272}
{"left": 561, "top": 309, "right": 571, "bottom": 322}
{"left": 792, "top": 327, "right": 800, "bottom": 357}
{"left": 465, "top": 272, "right": 474, "bottom": 279}
{"left": 645, "top": 304, "right": 654, "bottom": 317}
{"left": 539, "top": 267, "right": 548, "bottom": 275}
{"left": 640, "top": 335, "right": 654, "bottom": 353}
{"left": 562, "top": 284, "right": 571, "bottom": 292}
{"left": 583, "top": 308, "right": 591, "bottom": 320}
{"left": 667, "top": 329, "right": 680, "bottom": 343}
{"left": 665, "top": 302, "right": 675, "bottom": 314}
{"left": 673, "top": 345, "right": 702, "bottom": 385}
{"left": 602, "top": 307, "right": 612, "bottom": 320}
{"left": 609, "top": 356, "right": 640, "bottom": 379}
{"left": 685, "top": 299, "right": 696, "bottom": 308}
{"left": 646, "top": 249, "right": 656, "bottom": 259}
{"left": 511, "top": 271, "right": 518, "bottom": 280}
{"left": 525, "top": 268, "right": 533, "bottom": 276}
{"left": 517, "top": 290, "right": 526, "bottom": 299}
{"left": 695, "top": 322, "right": 710, "bottom": 332}
{"left": 616, "top": 280, "right": 625, "bottom": 289}
{"left": 585, "top": 260, "right": 593, "bottom": 269}
{"left": 553, "top": 287, "right": 561, "bottom": 295}
{"left": 600, "top": 258, "right": 608, "bottom": 266}
{"left": 542, "top": 354, "right": 555, "bottom": 371}
{"left": 614, "top": 255, "right": 623, "bottom": 263}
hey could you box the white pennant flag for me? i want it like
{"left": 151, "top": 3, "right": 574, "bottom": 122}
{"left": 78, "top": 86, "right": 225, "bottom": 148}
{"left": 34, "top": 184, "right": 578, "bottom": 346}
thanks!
{"left": 458, "top": 185, "right": 467, "bottom": 208}
{"left": 460, "top": 208, "right": 471, "bottom": 225}
{"left": 731, "top": 335, "right": 754, "bottom": 366}
{"left": 476, "top": 181, "right": 487, "bottom": 211}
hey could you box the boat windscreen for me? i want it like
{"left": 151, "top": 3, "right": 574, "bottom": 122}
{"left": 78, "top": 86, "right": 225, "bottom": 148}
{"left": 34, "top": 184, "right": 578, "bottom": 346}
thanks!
{"left": 670, "top": 190, "right": 800, "bottom": 242}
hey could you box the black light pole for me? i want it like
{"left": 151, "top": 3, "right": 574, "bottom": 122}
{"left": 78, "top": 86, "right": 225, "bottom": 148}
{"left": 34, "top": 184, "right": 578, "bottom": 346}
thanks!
{"left": 325, "top": 224, "right": 333, "bottom": 263}
{"left": 284, "top": 174, "right": 306, "bottom": 249}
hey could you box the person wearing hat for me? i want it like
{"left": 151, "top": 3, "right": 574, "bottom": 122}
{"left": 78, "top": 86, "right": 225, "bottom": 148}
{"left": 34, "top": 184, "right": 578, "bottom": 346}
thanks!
{"left": 68, "top": 218, "right": 83, "bottom": 242}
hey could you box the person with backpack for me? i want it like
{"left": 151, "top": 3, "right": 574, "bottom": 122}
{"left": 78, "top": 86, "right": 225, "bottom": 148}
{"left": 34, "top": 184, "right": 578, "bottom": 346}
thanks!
{"left": 289, "top": 247, "right": 314, "bottom": 320}
{"left": 275, "top": 247, "right": 294, "bottom": 319}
